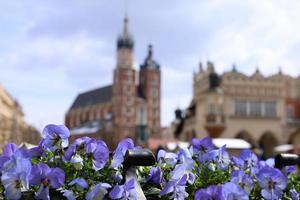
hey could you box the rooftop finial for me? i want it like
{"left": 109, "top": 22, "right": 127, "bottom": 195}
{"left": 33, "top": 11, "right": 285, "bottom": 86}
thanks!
{"left": 255, "top": 66, "right": 260, "bottom": 73}
{"left": 232, "top": 63, "right": 237, "bottom": 72}
{"left": 148, "top": 44, "right": 153, "bottom": 58}
{"left": 123, "top": 15, "right": 129, "bottom": 37}
{"left": 278, "top": 66, "right": 282, "bottom": 75}
{"left": 199, "top": 62, "right": 203, "bottom": 72}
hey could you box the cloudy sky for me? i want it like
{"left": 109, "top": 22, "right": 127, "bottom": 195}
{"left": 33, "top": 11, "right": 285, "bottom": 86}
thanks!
{"left": 1, "top": 0, "right": 300, "bottom": 131}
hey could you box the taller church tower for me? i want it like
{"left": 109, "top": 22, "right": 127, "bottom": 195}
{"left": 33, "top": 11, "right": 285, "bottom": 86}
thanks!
{"left": 112, "top": 16, "right": 137, "bottom": 144}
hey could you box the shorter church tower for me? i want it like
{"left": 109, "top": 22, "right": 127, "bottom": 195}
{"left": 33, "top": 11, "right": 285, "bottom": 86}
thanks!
{"left": 139, "top": 45, "right": 161, "bottom": 135}
{"left": 112, "top": 16, "right": 137, "bottom": 144}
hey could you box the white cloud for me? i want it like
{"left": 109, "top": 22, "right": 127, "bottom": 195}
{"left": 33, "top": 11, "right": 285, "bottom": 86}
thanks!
{"left": 1, "top": 0, "right": 300, "bottom": 131}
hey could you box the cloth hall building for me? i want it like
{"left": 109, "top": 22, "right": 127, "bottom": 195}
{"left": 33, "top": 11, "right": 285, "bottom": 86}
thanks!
{"left": 174, "top": 62, "right": 300, "bottom": 158}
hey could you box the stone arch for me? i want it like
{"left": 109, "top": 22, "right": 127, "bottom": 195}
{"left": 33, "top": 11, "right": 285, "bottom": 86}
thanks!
{"left": 288, "top": 128, "right": 300, "bottom": 146}
{"left": 259, "top": 132, "right": 278, "bottom": 159}
{"left": 235, "top": 130, "right": 254, "bottom": 146}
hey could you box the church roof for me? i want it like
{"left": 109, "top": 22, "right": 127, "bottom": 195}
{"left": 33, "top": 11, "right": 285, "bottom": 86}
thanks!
{"left": 70, "top": 84, "right": 146, "bottom": 110}
{"left": 70, "top": 85, "right": 113, "bottom": 110}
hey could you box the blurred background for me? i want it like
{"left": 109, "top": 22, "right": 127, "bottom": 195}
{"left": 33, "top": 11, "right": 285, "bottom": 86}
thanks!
{"left": 1, "top": 0, "right": 300, "bottom": 158}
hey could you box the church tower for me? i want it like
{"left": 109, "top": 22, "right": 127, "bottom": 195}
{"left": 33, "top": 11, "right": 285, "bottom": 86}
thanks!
{"left": 139, "top": 45, "right": 161, "bottom": 135}
{"left": 112, "top": 16, "right": 137, "bottom": 144}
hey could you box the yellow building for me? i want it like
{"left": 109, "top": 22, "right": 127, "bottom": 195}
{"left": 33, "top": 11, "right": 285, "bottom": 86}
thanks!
{"left": 174, "top": 62, "right": 300, "bottom": 158}
{"left": 0, "top": 85, "right": 40, "bottom": 149}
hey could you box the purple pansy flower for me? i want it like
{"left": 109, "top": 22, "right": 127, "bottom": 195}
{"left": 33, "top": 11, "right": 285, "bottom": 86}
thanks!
{"left": 170, "top": 160, "right": 195, "bottom": 183}
{"left": 2, "top": 143, "right": 18, "bottom": 156}
{"left": 147, "top": 166, "right": 163, "bottom": 185}
{"left": 192, "top": 137, "right": 214, "bottom": 162}
{"left": 160, "top": 175, "right": 191, "bottom": 199}
{"left": 231, "top": 170, "right": 253, "bottom": 194}
{"left": 111, "top": 138, "right": 136, "bottom": 168}
{"left": 192, "top": 137, "right": 214, "bottom": 154}
{"left": 1, "top": 156, "right": 31, "bottom": 200}
{"left": 114, "top": 171, "right": 123, "bottom": 183}
{"left": 204, "top": 145, "right": 230, "bottom": 170}
{"left": 109, "top": 179, "right": 137, "bottom": 200}
{"left": 0, "top": 143, "right": 18, "bottom": 171}
{"left": 69, "top": 178, "right": 88, "bottom": 189}
{"left": 257, "top": 166, "right": 287, "bottom": 200}
{"left": 223, "top": 182, "right": 249, "bottom": 200}
{"left": 290, "top": 188, "right": 300, "bottom": 200}
{"left": 1, "top": 148, "right": 31, "bottom": 174}
{"left": 194, "top": 185, "right": 225, "bottom": 200}
{"left": 177, "top": 148, "right": 193, "bottom": 163}
{"left": 240, "top": 149, "right": 258, "bottom": 174}
{"left": 42, "top": 124, "right": 70, "bottom": 151}
{"left": 88, "top": 140, "right": 110, "bottom": 170}
{"left": 284, "top": 165, "right": 297, "bottom": 175}
{"left": 258, "top": 158, "right": 275, "bottom": 171}
{"left": 64, "top": 137, "right": 92, "bottom": 160}
{"left": 29, "top": 163, "right": 65, "bottom": 200}
{"left": 63, "top": 190, "right": 76, "bottom": 200}
{"left": 65, "top": 138, "right": 109, "bottom": 170}
{"left": 86, "top": 183, "right": 111, "bottom": 200}
{"left": 231, "top": 156, "right": 244, "bottom": 170}
{"left": 157, "top": 149, "right": 178, "bottom": 167}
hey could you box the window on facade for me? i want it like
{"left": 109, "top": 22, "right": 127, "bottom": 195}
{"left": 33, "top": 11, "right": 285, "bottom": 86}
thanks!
{"left": 208, "top": 104, "right": 216, "bottom": 115}
{"left": 234, "top": 100, "right": 247, "bottom": 116}
{"left": 265, "top": 101, "right": 277, "bottom": 117}
{"left": 152, "top": 76, "right": 158, "bottom": 85}
{"left": 89, "top": 110, "right": 93, "bottom": 121}
{"left": 287, "top": 105, "right": 294, "bottom": 119}
{"left": 127, "top": 97, "right": 133, "bottom": 105}
{"left": 140, "top": 106, "right": 146, "bottom": 125}
{"left": 249, "top": 101, "right": 261, "bottom": 116}
{"left": 140, "top": 77, "right": 145, "bottom": 84}
{"left": 153, "top": 89, "right": 158, "bottom": 97}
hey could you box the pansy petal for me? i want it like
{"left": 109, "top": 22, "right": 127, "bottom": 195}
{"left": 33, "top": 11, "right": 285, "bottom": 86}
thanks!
{"left": 48, "top": 167, "right": 65, "bottom": 189}
{"left": 109, "top": 185, "right": 124, "bottom": 199}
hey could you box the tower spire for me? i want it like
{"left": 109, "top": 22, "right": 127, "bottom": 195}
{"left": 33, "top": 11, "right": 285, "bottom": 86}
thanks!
{"left": 117, "top": 13, "right": 134, "bottom": 50}
{"left": 123, "top": 15, "right": 129, "bottom": 37}
{"left": 148, "top": 44, "right": 153, "bottom": 59}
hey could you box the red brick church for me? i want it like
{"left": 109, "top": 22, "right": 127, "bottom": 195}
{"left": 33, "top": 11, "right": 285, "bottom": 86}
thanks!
{"left": 65, "top": 16, "right": 161, "bottom": 148}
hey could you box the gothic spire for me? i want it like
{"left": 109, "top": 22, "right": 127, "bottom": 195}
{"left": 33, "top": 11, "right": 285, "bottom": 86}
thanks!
{"left": 117, "top": 15, "right": 134, "bottom": 50}
{"left": 123, "top": 15, "right": 129, "bottom": 37}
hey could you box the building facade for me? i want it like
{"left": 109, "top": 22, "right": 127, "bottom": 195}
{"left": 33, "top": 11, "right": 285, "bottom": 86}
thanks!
{"left": 65, "top": 17, "right": 161, "bottom": 148}
{"left": 174, "top": 61, "right": 300, "bottom": 157}
{"left": 0, "top": 85, "right": 40, "bottom": 149}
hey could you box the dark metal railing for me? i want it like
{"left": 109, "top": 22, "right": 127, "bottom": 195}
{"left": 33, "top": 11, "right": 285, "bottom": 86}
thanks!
{"left": 122, "top": 149, "right": 156, "bottom": 200}
{"left": 275, "top": 153, "right": 300, "bottom": 169}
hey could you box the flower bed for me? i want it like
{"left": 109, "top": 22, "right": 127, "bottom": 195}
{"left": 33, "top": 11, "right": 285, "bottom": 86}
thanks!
{"left": 0, "top": 124, "right": 299, "bottom": 200}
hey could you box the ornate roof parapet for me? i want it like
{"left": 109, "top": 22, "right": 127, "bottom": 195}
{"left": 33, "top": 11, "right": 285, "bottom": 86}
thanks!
{"left": 249, "top": 66, "right": 265, "bottom": 80}
{"left": 199, "top": 62, "right": 204, "bottom": 73}
{"left": 207, "top": 61, "right": 215, "bottom": 73}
